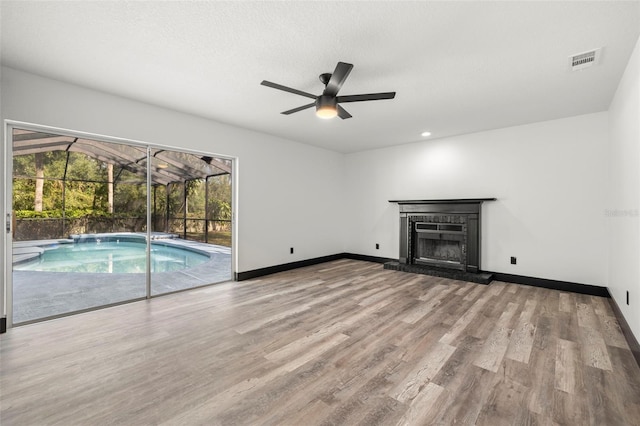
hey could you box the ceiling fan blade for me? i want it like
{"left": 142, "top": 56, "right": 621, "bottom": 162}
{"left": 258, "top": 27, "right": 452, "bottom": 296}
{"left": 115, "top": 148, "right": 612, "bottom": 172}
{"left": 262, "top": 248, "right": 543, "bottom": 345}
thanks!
{"left": 337, "top": 105, "right": 352, "bottom": 120}
{"left": 336, "top": 92, "right": 396, "bottom": 103}
{"left": 323, "top": 62, "right": 353, "bottom": 97}
{"left": 281, "top": 102, "right": 315, "bottom": 115}
{"left": 261, "top": 80, "right": 317, "bottom": 99}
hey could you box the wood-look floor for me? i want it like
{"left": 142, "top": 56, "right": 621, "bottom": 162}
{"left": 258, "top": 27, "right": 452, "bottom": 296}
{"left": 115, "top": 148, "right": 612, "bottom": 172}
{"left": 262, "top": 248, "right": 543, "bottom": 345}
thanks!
{"left": 1, "top": 259, "right": 640, "bottom": 425}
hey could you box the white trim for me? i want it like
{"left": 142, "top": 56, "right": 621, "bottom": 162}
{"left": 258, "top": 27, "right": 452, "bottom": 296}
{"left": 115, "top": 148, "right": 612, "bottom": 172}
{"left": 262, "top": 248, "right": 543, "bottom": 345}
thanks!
{"left": 146, "top": 145, "right": 152, "bottom": 299}
{"left": 2, "top": 122, "right": 14, "bottom": 328}
{"left": 232, "top": 157, "right": 239, "bottom": 277}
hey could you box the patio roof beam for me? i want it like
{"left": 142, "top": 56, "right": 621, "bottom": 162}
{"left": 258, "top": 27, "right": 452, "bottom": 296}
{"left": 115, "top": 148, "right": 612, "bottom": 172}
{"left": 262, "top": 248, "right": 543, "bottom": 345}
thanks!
{"left": 153, "top": 151, "right": 229, "bottom": 179}
{"left": 13, "top": 131, "right": 230, "bottom": 187}
{"left": 13, "top": 140, "right": 75, "bottom": 152}
{"left": 200, "top": 156, "right": 232, "bottom": 174}
{"left": 75, "top": 138, "right": 146, "bottom": 163}
{"left": 12, "top": 132, "right": 74, "bottom": 142}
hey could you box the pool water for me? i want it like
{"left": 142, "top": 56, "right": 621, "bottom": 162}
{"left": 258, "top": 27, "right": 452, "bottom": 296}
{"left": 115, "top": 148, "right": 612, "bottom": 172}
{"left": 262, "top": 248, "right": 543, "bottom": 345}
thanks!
{"left": 14, "top": 241, "right": 210, "bottom": 273}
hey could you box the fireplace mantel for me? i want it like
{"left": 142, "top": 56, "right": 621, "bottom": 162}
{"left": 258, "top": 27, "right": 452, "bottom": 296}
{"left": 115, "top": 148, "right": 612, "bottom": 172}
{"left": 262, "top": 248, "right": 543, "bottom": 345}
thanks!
{"left": 389, "top": 198, "right": 496, "bottom": 204}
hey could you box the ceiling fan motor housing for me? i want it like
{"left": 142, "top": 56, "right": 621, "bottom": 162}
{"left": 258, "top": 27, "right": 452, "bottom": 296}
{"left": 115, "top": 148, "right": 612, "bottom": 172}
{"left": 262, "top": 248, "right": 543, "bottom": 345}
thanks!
{"left": 316, "top": 95, "right": 337, "bottom": 109}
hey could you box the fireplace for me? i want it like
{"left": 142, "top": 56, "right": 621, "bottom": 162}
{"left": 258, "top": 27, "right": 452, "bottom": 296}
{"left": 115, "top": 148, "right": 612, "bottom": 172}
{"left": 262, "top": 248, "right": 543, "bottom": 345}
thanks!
{"left": 391, "top": 199, "right": 495, "bottom": 274}
{"left": 412, "top": 216, "right": 466, "bottom": 270}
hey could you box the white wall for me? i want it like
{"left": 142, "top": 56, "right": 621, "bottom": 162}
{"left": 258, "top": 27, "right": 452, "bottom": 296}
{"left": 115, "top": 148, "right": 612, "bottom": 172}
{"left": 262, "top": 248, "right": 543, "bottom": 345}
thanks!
{"left": 0, "top": 64, "right": 624, "bottom": 294}
{"left": 608, "top": 35, "right": 640, "bottom": 338}
{"left": 344, "top": 112, "right": 609, "bottom": 286}
{"left": 0, "top": 67, "right": 346, "bottom": 274}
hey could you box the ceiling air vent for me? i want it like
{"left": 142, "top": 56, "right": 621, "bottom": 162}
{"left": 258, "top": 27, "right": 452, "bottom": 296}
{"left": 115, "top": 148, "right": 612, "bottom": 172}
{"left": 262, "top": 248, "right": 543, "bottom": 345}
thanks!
{"left": 569, "top": 48, "right": 601, "bottom": 71}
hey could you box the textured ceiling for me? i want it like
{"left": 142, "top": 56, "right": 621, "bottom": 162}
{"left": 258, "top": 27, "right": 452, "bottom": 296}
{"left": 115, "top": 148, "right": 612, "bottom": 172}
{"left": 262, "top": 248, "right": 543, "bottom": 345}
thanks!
{"left": 1, "top": 1, "right": 639, "bottom": 153}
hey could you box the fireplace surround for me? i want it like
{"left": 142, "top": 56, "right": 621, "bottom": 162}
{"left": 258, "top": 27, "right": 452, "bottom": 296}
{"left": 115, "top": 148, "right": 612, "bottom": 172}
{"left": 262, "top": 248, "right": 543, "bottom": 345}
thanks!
{"left": 386, "top": 198, "right": 496, "bottom": 283}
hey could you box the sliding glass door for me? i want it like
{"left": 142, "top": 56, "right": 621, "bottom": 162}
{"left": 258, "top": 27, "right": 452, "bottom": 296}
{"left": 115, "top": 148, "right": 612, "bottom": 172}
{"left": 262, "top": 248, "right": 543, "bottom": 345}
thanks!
{"left": 149, "top": 148, "right": 232, "bottom": 296}
{"left": 5, "top": 123, "right": 233, "bottom": 326}
{"left": 10, "top": 129, "right": 148, "bottom": 323}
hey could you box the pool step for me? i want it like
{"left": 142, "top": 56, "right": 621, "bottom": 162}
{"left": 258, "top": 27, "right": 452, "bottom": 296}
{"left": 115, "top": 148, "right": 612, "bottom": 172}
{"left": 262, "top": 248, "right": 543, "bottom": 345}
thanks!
{"left": 12, "top": 239, "right": 74, "bottom": 265}
{"left": 13, "top": 247, "right": 44, "bottom": 265}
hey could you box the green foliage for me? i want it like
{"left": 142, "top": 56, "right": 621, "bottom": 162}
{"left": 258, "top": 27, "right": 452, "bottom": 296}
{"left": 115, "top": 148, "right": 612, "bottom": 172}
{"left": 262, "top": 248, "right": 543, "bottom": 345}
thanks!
{"left": 14, "top": 210, "right": 61, "bottom": 219}
{"left": 14, "top": 209, "right": 142, "bottom": 219}
{"left": 207, "top": 175, "right": 232, "bottom": 220}
{"left": 12, "top": 150, "right": 232, "bottom": 223}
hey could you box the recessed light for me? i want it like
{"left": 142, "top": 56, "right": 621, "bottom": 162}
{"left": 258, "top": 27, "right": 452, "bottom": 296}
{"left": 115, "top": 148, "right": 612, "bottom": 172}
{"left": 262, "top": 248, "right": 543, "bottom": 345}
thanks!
{"left": 421, "top": 131, "right": 432, "bottom": 137}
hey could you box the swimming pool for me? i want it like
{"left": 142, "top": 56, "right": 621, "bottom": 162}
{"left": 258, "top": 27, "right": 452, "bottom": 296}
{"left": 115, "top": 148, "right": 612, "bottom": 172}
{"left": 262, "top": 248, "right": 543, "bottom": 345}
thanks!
{"left": 14, "top": 241, "right": 210, "bottom": 273}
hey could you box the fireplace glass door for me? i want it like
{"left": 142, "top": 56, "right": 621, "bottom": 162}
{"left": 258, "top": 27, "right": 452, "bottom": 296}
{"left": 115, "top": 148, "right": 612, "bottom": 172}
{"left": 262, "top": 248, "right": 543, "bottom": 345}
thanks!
{"left": 412, "top": 220, "right": 466, "bottom": 270}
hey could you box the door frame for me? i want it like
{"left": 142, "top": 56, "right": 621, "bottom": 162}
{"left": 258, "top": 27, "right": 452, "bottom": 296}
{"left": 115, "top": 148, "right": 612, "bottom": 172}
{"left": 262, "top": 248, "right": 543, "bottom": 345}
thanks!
{"left": 2, "top": 120, "right": 237, "bottom": 330}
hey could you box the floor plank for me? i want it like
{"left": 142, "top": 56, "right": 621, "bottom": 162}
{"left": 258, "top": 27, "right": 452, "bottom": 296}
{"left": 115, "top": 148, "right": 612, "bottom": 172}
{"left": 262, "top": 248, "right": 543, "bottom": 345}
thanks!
{"left": 1, "top": 259, "right": 639, "bottom": 425}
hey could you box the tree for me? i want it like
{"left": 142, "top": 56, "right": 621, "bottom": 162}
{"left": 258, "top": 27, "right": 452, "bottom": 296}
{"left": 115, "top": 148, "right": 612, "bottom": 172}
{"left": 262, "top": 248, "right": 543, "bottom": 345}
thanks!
{"left": 34, "top": 152, "right": 44, "bottom": 212}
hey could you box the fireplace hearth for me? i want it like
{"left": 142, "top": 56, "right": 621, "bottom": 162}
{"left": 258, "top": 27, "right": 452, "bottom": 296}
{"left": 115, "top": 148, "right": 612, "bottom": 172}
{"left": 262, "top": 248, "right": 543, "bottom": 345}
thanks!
{"left": 385, "top": 199, "right": 496, "bottom": 284}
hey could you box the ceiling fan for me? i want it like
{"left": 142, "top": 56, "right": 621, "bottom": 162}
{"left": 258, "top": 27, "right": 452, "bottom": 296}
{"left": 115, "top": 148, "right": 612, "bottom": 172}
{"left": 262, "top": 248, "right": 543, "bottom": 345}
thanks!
{"left": 260, "top": 62, "right": 396, "bottom": 120}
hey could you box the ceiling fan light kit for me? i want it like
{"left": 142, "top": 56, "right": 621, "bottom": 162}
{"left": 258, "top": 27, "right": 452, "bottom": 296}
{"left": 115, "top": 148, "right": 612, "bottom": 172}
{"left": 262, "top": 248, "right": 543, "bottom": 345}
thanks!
{"left": 315, "top": 95, "right": 338, "bottom": 119}
{"left": 261, "top": 61, "right": 396, "bottom": 120}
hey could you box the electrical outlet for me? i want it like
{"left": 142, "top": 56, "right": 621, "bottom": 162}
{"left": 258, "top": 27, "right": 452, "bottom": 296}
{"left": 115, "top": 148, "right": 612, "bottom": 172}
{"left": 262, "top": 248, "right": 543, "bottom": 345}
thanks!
{"left": 375, "top": 243, "right": 379, "bottom": 250}
{"left": 510, "top": 256, "right": 517, "bottom": 265}
{"left": 290, "top": 247, "right": 294, "bottom": 254}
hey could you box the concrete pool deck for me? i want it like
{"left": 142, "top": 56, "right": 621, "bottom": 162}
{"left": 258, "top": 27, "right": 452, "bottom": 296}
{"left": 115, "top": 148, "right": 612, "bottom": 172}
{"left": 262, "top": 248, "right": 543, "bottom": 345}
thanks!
{"left": 11, "top": 234, "right": 232, "bottom": 324}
